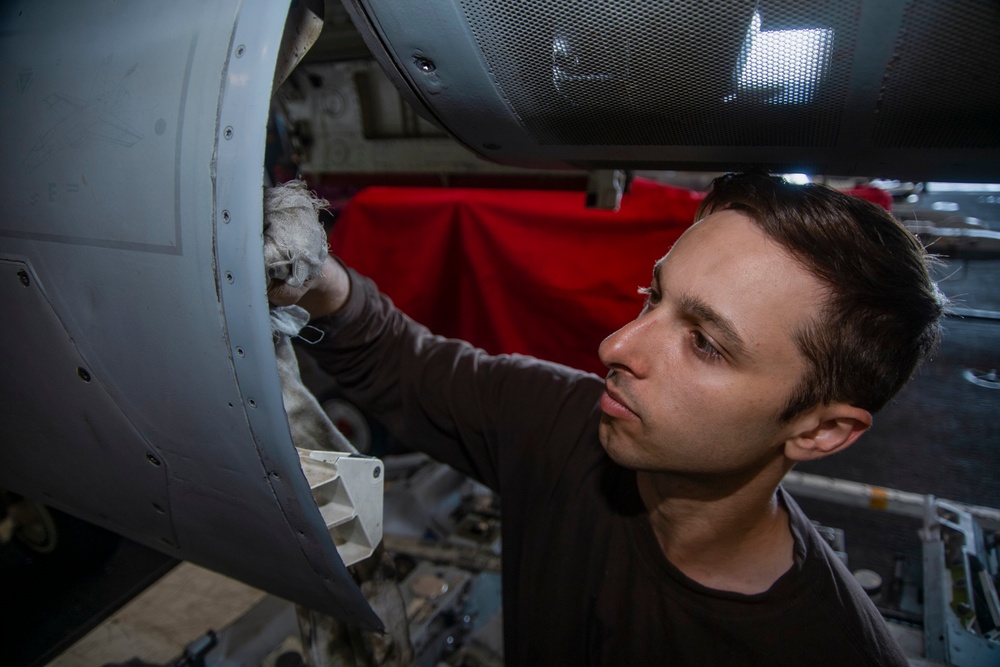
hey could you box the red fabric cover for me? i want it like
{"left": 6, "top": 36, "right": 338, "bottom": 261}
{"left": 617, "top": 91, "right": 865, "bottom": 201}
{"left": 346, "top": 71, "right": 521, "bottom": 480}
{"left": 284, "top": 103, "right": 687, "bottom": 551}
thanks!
{"left": 327, "top": 179, "right": 893, "bottom": 376}
{"left": 845, "top": 185, "right": 893, "bottom": 211}
{"left": 329, "top": 179, "right": 704, "bottom": 375}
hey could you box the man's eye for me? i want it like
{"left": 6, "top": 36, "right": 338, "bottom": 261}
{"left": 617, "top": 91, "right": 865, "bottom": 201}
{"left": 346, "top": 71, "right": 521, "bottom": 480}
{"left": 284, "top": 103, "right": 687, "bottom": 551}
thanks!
{"left": 692, "top": 330, "right": 722, "bottom": 361}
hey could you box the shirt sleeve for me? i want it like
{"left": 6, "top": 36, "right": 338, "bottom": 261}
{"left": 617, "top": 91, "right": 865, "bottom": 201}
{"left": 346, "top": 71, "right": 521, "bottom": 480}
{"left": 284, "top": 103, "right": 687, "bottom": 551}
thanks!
{"left": 305, "top": 267, "right": 605, "bottom": 493}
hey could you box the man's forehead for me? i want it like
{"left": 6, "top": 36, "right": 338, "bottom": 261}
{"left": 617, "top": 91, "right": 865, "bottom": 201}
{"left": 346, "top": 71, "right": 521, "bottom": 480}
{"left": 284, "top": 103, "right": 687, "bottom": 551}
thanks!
{"left": 657, "top": 210, "right": 737, "bottom": 262}
{"left": 653, "top": 219, "right": 729, "bottom": 275}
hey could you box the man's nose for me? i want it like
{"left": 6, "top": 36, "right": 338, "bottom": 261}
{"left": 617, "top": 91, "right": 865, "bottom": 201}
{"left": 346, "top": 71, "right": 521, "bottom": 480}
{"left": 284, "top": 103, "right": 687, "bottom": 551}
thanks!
{"left": 598, "top": 315, "right": 652, "bottom": 378}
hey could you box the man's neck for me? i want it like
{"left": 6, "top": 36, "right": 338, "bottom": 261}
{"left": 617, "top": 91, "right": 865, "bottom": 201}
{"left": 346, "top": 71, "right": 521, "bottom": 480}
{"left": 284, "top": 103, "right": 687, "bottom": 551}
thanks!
{"left": 637, "top": 464, "right": 795, "bottom": 595}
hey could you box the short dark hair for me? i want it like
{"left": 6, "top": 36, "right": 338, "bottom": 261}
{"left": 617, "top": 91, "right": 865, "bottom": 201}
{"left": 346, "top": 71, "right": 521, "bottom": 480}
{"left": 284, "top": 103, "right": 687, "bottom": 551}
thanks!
{"left": 696, "top": 172, "right": 946, "bottom": 422}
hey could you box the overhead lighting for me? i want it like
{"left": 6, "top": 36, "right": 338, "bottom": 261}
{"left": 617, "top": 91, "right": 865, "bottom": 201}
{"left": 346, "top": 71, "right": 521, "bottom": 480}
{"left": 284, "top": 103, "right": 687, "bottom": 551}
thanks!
{"left": 731, "top": 12, "right": 834, "bottom": 105}
{"left": 783, "top": 173, "right": 812, "bottom": 185}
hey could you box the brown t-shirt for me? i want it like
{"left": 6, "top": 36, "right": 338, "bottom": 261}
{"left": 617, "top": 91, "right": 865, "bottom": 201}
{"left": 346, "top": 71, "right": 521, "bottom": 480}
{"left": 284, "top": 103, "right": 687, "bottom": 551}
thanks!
{"left": 309, "top": 268, "right": 909, "bottom": 666}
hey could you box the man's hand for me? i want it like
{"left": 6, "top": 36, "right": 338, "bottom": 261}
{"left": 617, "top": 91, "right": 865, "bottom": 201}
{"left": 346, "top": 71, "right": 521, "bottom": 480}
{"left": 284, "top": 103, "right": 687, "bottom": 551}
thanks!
{"left": 267, "top": 276, "right": 312, "bottom": 308}
{"left": 267, "top": 254, "right": 352, "bottom": 319}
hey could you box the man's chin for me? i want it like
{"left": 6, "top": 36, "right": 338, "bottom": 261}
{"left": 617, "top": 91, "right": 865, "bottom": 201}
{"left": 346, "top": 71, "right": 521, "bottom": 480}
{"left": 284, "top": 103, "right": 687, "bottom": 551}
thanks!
{"left": 598, "top": 422, "right": 642, "bottom": 469}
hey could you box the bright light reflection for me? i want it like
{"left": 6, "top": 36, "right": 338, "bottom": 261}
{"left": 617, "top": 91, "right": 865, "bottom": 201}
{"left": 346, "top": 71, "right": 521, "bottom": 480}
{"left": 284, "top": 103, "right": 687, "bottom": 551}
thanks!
{"left": 926, "top": 182, "right": 1000, "bottom": 193}
{"left": 783, "top": 173, "right": 811, "bottom": 185}
{"left": 733, "top": 13, "right": 834, "bottom": 105}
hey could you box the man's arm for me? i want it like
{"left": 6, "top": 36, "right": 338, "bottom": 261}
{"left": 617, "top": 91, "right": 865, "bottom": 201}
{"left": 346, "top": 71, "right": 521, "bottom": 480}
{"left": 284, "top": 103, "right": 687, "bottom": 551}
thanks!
{"left": 268, "top": 255, "right": 603, "bottom": 492}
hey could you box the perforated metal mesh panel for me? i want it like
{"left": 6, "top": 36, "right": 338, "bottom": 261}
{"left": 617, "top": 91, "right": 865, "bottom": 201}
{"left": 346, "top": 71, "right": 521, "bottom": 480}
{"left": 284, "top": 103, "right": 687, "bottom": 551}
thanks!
{"left": 872, "top": 0, "right": 1000, "bottom": 149}
{"left": 348, "top": 0, "right": 1000, "bottom": 177}
{"left": 456, "top": 0, "right": 1000, "bottom": 153}
{"left": 459, "top": 0, "right": 861, "bottom": 147}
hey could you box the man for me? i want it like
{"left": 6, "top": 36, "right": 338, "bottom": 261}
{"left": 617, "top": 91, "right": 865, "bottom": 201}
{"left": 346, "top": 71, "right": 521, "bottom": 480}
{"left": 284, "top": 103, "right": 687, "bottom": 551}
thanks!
{"left": 270, "top": 172, "right": 944, "bottom": 665}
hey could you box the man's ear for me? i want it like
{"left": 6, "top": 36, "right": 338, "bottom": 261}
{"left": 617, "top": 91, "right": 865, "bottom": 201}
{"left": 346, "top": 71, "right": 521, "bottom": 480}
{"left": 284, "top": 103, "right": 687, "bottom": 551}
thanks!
{"left": 784, "top": 404, "right": 872, "bottom": 462}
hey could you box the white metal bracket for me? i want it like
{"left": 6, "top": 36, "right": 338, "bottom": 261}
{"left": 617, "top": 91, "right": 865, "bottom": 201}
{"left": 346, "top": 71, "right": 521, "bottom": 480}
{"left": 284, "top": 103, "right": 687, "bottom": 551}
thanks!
{"left": 297, "top": 449, "right": 384, "bottom": 566}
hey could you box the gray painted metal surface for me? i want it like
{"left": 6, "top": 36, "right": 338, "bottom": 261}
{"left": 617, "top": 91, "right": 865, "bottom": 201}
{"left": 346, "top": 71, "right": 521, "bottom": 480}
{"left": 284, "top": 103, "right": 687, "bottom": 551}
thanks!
{"left": 0, "top": 0, "right": 380, "bottom": 629}
{"left": 343, "top": 0, "right": 1000, "bottom": 180}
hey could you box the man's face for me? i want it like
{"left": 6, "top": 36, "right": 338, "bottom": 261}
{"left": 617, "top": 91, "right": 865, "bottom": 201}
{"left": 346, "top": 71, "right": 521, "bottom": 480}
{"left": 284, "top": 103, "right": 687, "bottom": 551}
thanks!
{"left": 597, "top": 209, "right": 827, "bottom": 475}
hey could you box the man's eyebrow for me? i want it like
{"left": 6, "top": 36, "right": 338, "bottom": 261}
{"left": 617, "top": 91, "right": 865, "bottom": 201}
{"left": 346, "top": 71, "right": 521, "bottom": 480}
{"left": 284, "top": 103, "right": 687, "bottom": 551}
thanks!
{"left": 677, "top": 293, "right": 750, "bottom": 359}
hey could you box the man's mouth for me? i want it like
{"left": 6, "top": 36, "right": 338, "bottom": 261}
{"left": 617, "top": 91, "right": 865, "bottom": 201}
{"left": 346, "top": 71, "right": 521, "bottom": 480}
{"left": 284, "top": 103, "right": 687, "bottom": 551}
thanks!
{"left": 600, "top": 384, "right": 639, "bottom": 420}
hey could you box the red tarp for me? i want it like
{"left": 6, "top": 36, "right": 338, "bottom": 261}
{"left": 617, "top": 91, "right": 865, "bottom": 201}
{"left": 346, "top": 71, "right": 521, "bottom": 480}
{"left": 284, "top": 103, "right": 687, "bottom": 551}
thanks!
{"left": 328, "top": 180, "right": 892, "bottom": 377}
{"left": 328, "top": 179, "right": 704, "bottom": 376}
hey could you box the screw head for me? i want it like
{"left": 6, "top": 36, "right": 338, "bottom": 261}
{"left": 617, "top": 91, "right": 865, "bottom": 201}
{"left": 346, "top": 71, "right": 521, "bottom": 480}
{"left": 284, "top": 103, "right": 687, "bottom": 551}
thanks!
{"left": 224, "top": 126, "right": 234, "bottom": 140}
{"left": 235, "top": 44, "right": 245, "bottom": 58}
{"left": 146, "top": 453, "right": 161, "bottom": 466}
{"left": 77, "top": 367, "right": 91, "bottom": 382}
{"left": 413, "top": 56, "right": 436, "bottom": 73}
{"left": 17, "top": 270, "right": 30, "bottom": 287}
